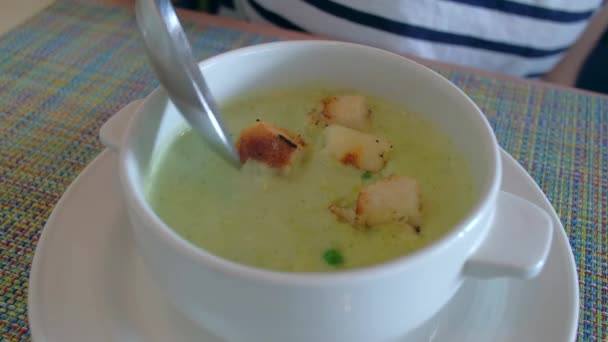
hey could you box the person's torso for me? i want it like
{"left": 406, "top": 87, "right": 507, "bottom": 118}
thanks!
{"left": 220, "top": 0, "right": 602, "bottom": 77}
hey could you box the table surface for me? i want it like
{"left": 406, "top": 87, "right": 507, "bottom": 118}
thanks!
{"left": 1, "top": 0, "right": 607, "bottom": 341}
{"left": 0, "top": 0, "right": 55, "bottom": 36}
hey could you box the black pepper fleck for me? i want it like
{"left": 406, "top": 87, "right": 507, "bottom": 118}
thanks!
{"left": 278, "top": 134, "right": 298, "bottom": 148}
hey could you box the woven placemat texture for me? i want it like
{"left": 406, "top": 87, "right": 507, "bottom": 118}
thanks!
{"left": 1, "top": 1, "right": 607, "bottom": 340}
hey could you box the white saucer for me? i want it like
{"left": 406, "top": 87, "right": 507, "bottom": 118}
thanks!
{"left": 28, "top": 149, "right": 579, "bottom": 342}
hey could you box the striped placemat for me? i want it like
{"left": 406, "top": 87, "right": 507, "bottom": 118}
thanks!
{"left": 1, "top": 0, "right": 606, "bottom": 340}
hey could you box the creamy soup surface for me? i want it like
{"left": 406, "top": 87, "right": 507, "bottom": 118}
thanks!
{"left": 146, "top": 88, "right": 475, "bottom": 272}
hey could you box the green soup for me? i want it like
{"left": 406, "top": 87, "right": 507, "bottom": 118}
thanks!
{"left": 146, "top": 88, "right": 475, "bottom": 272}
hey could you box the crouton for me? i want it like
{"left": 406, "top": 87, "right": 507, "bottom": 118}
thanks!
{"left": 324, "top": 125, "right": 391, "bottom": 172}
{"left": 236, "top": 122, "right": 306, "bottom": 173}
{"left": 356, "top": 175, "right": 422, "bottom": 228}
{"left": 315, "top": 95, "right": 371, "bottom": 131}
{"left": 329, "top": 176, "right": 422, "bottom": 230}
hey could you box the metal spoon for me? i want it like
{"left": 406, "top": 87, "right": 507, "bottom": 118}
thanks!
{"left": 135, "top": 0, "right": 241, "bottom": 168}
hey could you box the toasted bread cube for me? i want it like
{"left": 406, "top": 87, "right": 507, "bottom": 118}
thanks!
{"left": 328, "top": 176, "right": 422, "bottom": 230}
{"left": 324, "top": 125, "right": 391, "bottom": 172}
{"left": 356, "top": 176, "right": 422, "bottom": 228}
{"left": 236, "top": 122, "right": 306, "bottom": 173}
{"left": 320, "top": 95, "right": 371, "bottom": 131}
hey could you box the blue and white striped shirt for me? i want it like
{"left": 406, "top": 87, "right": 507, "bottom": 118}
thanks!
{"left": 220, "top": 0, "right": 603, "bottom": 77}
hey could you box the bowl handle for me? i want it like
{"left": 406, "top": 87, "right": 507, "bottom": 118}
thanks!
{"left": 99, "top": 99, "right": 143, "bottom": 152}
{"left": 463, "top": 191, "right": 553, "bottom": 279}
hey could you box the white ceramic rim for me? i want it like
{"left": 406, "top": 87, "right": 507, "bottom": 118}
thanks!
{"left": 119, "top": 40, "right": 502, "bottom": 285}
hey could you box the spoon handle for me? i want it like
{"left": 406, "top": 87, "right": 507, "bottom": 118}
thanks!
{"left": 135, "top": 0, "right": 241, "bottom": 168}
